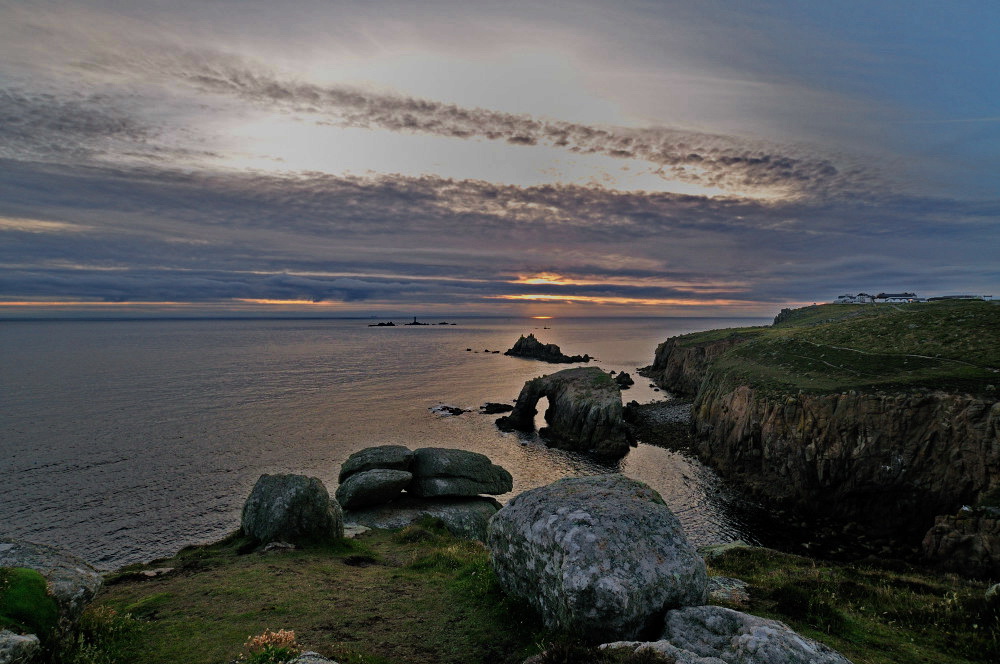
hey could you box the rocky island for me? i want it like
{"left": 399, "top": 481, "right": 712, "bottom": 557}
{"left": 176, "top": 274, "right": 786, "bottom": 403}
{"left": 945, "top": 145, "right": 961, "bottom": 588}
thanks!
{"left": 503, "top": 334, "right": 591, "bottom": 363}
{"left": 496, "top": 366, "right": 632, "bottom": 458}
{"left": 641, "top": 300, "right": 1000, "bottom": 574}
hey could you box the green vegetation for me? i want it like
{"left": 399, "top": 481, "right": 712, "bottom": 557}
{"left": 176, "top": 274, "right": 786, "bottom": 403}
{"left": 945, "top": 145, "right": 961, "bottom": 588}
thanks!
{"left": 0, "top": 566, "right": 59, "bottom": 639}
{"left": 46, "top": 526, "right": 1000, "bottom": 664}
{"left": 85, "top": 523, "right": 543, "bottom": 664}
{"left": 678, "top": 301, "right": 1000, "bottom": 395}
{"left": 708, "top": 546, "right": 1000, "bottom": 664}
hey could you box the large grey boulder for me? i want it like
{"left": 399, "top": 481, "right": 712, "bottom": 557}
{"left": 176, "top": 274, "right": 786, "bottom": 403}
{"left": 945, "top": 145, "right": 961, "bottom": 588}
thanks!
{"left": 241, "top": 474, "right": 344, "bottom": 544}
{"left": 0, "top": 630, "right": 40, "bottom": 664}
{"left": 409, "top": 448, "right": 513, "bottom": 497}
{"left": 344, "top": 496, "right": 502, "bottom": 541}
{"left": 0, "top": 539, "right": 102, "bottom": 640}
{"left": 338, "top": 445, "right": 414, "bottom": 482}
{"left": 634, "top": 605, "right": 853, "bottom": 664}
{"left": 488, "top": 474, "right": 707, "bottom": 640}
{"left": 289, "top": 653, "right": 339, "bottom": 664}
{"left": 335, "top": 469, "right": 413, "bottom": 510}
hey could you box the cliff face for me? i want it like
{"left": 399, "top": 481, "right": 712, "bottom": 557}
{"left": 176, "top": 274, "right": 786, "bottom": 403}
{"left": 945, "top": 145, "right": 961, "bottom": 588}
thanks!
{"left": 645, "top": 337, "right": 747, "bottom": 396}
{"left": 691, "top": 380, "right": 1000, "bottom": 531}
{"left": 496, "top": 367, "right": 630, "bottom": 458}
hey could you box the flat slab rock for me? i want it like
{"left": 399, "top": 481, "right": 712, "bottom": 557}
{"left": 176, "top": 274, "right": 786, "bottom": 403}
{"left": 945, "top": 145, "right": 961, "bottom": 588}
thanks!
{"left": 339, "top": 445, "right": 414, "bottom": 483}
{"left": 488, "top": 474, "right": 707, "bottom": 641}
{"left": 335, "top": 469, "right": 413, "bottom": 510}
{"left": 603, "top": 605, "right": 854, "bottom": 664}
{"left": 0, "top": 539, "right": 102, "bottom": 631}
{"left": 409, "top": 447, "right": 513, "bottom": 497}
{"left": 344, "top": 496, "right": 502, "bottom": 541}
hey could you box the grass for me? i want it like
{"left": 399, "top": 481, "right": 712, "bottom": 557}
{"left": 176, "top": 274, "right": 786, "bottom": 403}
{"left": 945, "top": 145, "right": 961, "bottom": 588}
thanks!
{"left": 84, "top": 524, "right": 544, "bottom": 664}
{"left": 0, "top": 566, "right": 60, "bottom": 639}
{"left": 707, "top": 546, "right": 1000, "bottom": 664}
{"left": 673, "top": 301, "right": 1000, "bottom": 395}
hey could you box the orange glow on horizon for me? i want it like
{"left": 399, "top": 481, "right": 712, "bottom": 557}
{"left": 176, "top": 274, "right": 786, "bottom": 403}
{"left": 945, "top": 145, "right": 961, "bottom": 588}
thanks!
{"left": 233, "top": 298, "right": 335, "bottom": 306}
{"left": 509, "top": 272, "right": 747, "bottom": 294}
{"left": 491, "top": 294, "right": 755, "bottom": 306}
{"left": 531, "top": 315, "right": 554, "bottom": 319}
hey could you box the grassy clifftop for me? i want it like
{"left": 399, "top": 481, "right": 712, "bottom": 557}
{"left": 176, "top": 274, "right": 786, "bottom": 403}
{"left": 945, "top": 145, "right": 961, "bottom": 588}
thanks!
{"left": 677, "top": 301, "right": 999, "bottom": 395}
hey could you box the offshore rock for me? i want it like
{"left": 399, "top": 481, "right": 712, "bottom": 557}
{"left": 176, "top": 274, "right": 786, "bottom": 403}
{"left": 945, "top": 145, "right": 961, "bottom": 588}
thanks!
{"left": 488, "top": 475, "right": 707, "bottom": 641}
{"left": 0, "top": 630, "right": 40, "bottom": 664}
{"left": 338, "top": 445, "right": 414, "bottom": 483}
{"left": 335, "top": 469, "right": 413, "bottom": 510}
{"left": 0, "top": 539, "right": 102, "bottom": 642}
{"left": 496, "top": 367, "right": 630, "bottom": 458}
{"left": 614, "top": 372, "right": 635, "bottom": 389}
{"left": 344, "top": 496, "right": 502, "bottom": 541}
{"left": 504, "top": 334, "right": 591, "bottom": 363}
{"left": 241, "top": 474, "right": 344, "bottom": 544}
{"left": 408, "top": 447, "right": 513, "bottom": 497}
{"left": 922, "top": 509, "right": 1000, "bottom": 577}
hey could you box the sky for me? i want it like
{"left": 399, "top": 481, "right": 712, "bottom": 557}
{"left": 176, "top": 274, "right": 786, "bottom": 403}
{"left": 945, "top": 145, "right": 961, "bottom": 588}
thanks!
{"left": 1, "top": 0, "right": 998, "bottom": 318}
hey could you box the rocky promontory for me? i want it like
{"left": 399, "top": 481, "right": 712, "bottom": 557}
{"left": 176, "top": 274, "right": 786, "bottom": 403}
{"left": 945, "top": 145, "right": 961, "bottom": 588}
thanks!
{"left": 503, "top": 334, "right": 591, "bottom": 363}
{"left": 495, "top": 366, "right": 631, "bottom": 458}
{"left": 645, "top": 301, "right": 1000, "bottom": 565}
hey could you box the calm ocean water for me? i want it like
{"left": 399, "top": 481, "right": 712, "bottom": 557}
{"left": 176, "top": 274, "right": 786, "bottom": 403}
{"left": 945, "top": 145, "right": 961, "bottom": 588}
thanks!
{"left": 1, "top": 316, "right": 768, "bottom": 570}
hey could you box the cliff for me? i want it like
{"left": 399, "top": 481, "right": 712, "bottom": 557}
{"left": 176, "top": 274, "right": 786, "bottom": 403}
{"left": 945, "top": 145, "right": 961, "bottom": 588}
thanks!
{"left": 496, "top": 367, "right": 630, "bottom": 458}
{"left": 646, "top": 301, "right": 1000, "bottom": 552}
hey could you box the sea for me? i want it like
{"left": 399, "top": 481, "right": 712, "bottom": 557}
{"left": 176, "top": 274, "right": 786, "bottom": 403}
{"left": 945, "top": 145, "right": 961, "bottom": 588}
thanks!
{"left": 1, "top": 316, "right": 770, "bottom": 570}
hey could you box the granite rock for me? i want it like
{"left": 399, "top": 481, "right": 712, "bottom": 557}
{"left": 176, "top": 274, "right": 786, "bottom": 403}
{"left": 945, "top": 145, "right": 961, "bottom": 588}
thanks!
{"left": 335, "top": 469, "right": 413, "bottom": 510}
{"left": 338, "top": 445, "right": 414, "bottom": 483}
{"left": 409, "top": 448, "right": 512, "bottom": 497}
{"left": 241, "top": 474, "right": 344, "bottom": 544}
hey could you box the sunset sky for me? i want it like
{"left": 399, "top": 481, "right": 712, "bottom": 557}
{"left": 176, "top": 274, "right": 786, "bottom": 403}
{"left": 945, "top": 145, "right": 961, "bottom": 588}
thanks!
{"left": 1, "top": 0, "right": 997, "bottom": 318}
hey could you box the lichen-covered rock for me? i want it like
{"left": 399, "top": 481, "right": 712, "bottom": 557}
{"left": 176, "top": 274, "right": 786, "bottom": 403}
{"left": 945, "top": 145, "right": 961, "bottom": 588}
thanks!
{"left": 496, "top": 367, "right": 631, "bottom": 458}
{"left": 600, "top": 640, "right": 725, "bottom": 664}
{"left": 335, "top": 469, "right": 413, "bottom": 509}
{"left": 289, "top": 652, "right": 339, "bottom": 664}
{"left": 241, "top": 474, "right": 344, "bottom": 544}
{"left": 338, "top": 445, "right": 414, "bottom": 483}
{"left": 0, "top": 539, "right": 102, "bottom": 641}
{"left": 408, "top": 448, "right": 512, "bottom": 497}
{"left": 344, "top": 496, "right": 502, "bottom": 541}
{"left": 0, "top": 630, "right": 40, "bottom": 664}
{"left": 659, "top": 605, "right": 853, "bottom": 664}
{"left": 488, "top": 475, "right": 707, "bottom": 640}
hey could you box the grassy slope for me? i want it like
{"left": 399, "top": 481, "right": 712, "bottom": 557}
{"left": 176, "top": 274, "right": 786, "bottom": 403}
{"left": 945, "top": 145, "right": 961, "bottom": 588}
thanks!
{"left": 77, "top": 530, "right": 1000, "bottom": 664}
{"left": 678, "top": 301, "right": 1000, "bottom": 394}
{"left": 87, "top": 527, "right": 541, "bottom": 664}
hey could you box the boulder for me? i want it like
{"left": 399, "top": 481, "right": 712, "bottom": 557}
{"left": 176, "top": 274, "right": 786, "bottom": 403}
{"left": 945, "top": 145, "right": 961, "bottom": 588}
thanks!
{"left": 0, "top": 630, "right": 40, "bottom": 664}
{"left": 481, "top": 402, "right": 515, "bottom": 414}
{"left": 241, "top": 474, "right": 344, "bottom": 544}
{"left": 408, "top": 448, "right": 513, "bottom": 497}
{"left": 488, "top": 475, "right": 707, "bottom": 640}
{"left": 289, "top": 653, "right": 339, "bottom": 664}
{"left": 496, "top": 367, "right": 631, "bottom": 458}
{"left": 335, "top": 469, "right": 413, "bottom": 510}
{"left": 652, "top": 605, "right": 854, "bottom": 664}
{"left": 0, "top": 539, "right": 102, "bottom": 641}
{"left": 344, "top": 496, "right": 502, "bottom": 541}
{"left": 338, "top": 445, "right": 414, "bottom": 483}
{"left": 615, "top": 372, "right": 635, "bottom": 389}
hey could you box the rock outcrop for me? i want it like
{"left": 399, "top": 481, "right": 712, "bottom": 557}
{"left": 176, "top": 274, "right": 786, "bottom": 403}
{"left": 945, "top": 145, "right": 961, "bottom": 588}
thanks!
{"left": 345, "top": 496, "right": 502, "bottom": 541}
{"left": 614, "top": 371, "right": 634, "bottom": 389}
{"left": 241, "top": 474, "right": 344, "bottom": 544}
{"left": 337, "top": 446, "right": 512, "bottom": 541}
{"left": 335, "top": 469, "right": 413, "bottom": 510}
{"left": 922, "top": 509, "right": 1000, "bottom": 577}
{"left": 504, "top": 334, "right": 591, "bottom": 363}
{"left": 495, "top": 367, "right": 631, "bottom": 458}
{"left": 603, "top": 605, "right": 853, "bottom": 664}
{"left": 0, "top": 539, "right": 102, "bottom": 643}
{"left": 488, "top": 475, "right": 707, "bottom": 641}
{"left": 691, "top": 382, "right": 1000, "bottom": 533}
{"left": 409, "top": 447, "right": 513, "bottom": 497}
{"left": 338, "top": 445, "right": 414, "bottom": 482}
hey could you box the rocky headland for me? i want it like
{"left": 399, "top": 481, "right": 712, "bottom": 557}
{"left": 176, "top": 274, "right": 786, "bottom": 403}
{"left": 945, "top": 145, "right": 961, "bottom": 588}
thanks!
{"left": 496, "top": 366, "right": 632, "bottom": 458}
{"left": 503, "top": 334, "right": 591, "bottom": 363}
{"left": 641, "top": 300, "right": 1000, "bottom": 573}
